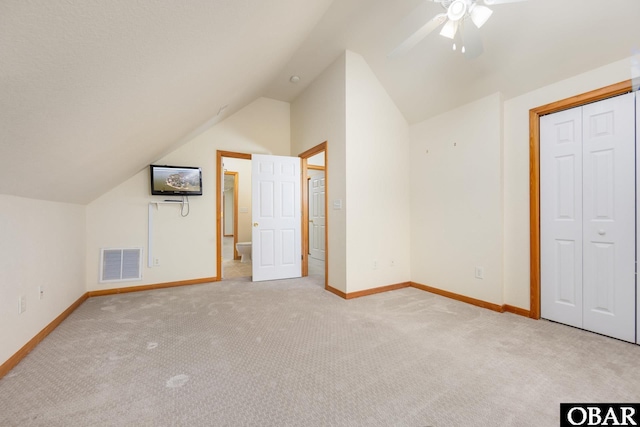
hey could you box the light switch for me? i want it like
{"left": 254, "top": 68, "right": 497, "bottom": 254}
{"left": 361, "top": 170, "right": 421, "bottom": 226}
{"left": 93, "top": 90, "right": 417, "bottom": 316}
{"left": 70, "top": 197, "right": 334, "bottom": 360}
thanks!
{"left": 332, "top": 199, "right": 342, "bottom": 210}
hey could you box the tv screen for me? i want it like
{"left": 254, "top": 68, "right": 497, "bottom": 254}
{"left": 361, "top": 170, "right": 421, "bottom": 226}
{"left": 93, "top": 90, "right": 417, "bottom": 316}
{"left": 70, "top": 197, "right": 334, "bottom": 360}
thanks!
{"left": 150, "top": 165, "right": 202, "bottom": 196}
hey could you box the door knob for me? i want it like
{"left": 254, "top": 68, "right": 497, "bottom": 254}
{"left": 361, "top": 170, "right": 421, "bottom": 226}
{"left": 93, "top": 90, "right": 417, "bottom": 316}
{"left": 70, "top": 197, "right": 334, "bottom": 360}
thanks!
{"left": 253, "top": 222, "right": 259, "bottom": 227}
{"left": 598, "top": 229, "right": 606, "bottom": 236}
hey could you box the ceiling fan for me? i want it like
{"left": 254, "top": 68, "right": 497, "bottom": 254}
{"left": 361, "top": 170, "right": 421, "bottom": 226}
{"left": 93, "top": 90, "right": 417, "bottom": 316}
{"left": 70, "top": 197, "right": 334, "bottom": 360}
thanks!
{"left": 389, "top": 0, "right": 527, "bottom": 59}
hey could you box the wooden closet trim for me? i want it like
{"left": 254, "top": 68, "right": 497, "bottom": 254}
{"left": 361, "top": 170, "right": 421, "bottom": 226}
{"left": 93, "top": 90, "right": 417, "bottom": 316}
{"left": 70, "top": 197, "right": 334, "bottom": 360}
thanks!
{"left": 528, "top": 80, "right": 632, "bottom": 319}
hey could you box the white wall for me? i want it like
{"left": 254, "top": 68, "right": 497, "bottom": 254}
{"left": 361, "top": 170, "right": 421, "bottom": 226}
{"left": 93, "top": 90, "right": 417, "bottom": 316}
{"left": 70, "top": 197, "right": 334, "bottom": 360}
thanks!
{"left": 503, "top": 57, "right": 637, "bottom": 309}
{"left": 0, "top": 195, "right": 86, "bottom": 366}
{"left": 410, "top": 93, "right": 504, "bottom": 305}
{"left": 291, "top": 53, "right": 348, "bottom": 292}
{"left": 223, "top": 157, "right": 252, "bottom": 245}
{"left": 86, "top": 97, "right": 290, "bottom": 291}
{"left": 344, "top": 51, "right": 411, "bottom": 292}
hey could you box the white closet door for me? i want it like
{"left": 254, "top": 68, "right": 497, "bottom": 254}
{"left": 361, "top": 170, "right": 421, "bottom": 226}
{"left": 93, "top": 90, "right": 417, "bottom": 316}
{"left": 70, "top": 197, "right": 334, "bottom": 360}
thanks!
{"left": 540, "top": 106, "right": 584, "bottom": 328}
{"left": 582, "top": 92, "right": 636, "bottom": 343}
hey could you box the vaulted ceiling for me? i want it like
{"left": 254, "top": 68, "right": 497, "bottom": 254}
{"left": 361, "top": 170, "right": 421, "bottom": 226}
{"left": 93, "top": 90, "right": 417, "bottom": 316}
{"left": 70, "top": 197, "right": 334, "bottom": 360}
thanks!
{"left": 1, "top": 0, "right": 639, "bottom": 204}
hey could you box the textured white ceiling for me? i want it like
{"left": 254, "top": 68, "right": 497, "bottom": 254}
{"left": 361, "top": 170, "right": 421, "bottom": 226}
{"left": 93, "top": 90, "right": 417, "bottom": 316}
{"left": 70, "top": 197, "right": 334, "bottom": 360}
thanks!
{"left": 265, "top": 0, "right": 640, "bottom": 123}
{"left": 0, "top": 0, "right": 334, "bottom": 203}
{"left": 2, "top": 0, "right": 639, "bottom": 204}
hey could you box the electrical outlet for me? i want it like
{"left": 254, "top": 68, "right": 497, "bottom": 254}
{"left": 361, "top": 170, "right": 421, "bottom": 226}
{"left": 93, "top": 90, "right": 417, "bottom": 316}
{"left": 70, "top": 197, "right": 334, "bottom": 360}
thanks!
{"left": 154, "top": 258, "right": 161, "bottom": 267}
{"left": 39, "top": 286, "right": 44, "bottom": 300}
{"left": 373, "top": 260, "right": 378, "bottom": 270}
{"left": 390, "top": 259, "right": 396, "bottom": 267}
{"left": 475, "top": 267, "right": 484, "bottom": 280}
{"left": 18, "top": 296, "right": 26, "bottom": 314}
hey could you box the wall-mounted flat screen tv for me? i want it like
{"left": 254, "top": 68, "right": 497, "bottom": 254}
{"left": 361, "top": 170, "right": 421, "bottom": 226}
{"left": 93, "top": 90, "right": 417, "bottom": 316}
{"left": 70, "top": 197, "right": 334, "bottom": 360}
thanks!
{"left": 150, "top": 164, "right": 203, "bottom": 196}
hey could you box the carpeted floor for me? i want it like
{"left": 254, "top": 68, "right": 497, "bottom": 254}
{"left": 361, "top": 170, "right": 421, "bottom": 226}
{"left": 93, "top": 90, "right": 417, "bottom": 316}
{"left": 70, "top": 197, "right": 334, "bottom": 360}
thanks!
{"left": 1, "top": 276, "right": 638, "bottom": 426}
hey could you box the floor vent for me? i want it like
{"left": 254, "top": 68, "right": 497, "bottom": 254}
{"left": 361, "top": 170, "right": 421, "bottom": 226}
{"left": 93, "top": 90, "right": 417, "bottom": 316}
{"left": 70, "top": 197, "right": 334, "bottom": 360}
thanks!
{"left": 100, "top": 248, "right": 142, "bottom": 283}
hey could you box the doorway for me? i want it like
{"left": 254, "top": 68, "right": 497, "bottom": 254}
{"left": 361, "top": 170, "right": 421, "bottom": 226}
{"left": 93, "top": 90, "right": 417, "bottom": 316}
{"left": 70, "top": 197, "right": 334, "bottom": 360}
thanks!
{"left": 299, "top": 142, "right": 328, "bottom": 289}
{"left": 216, "top": 149, "right": 308, "bottom": 283}
{"left": 217, "top": 151, "right": 251, "bottom": 280}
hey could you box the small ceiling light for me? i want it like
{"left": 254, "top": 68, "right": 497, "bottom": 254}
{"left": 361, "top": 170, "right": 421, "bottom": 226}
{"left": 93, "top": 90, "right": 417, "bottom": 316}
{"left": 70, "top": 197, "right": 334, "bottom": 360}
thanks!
{"left": 452, "top": 43, "right": 457, "bottom": 51}
{"left": 470, "top": 5, "right": 493, "bottom": 28}
{"left": 440, "top": 19, "right": 458, "bottom": 39}
{"left": 289, "top": 75, "right": 301, "bottom": 83}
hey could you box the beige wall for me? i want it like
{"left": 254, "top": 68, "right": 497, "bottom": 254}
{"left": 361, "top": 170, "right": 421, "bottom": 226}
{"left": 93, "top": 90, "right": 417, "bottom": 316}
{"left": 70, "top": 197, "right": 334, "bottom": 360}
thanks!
{"left": 291, "top": 53, "right": 348, "bottom": 292}
{"left": 0, "top": 195, "right": 86, "bottom": 366}
{"left": 410, "top": 93, "right": 504, "bottom": 304}
{"left": 344, "top": 51, "right": 411, "bottom": 292}
{"left": 291, "top": 50, "right": 410, "bottom": 293}
{"left": 86, "top": 97, "right": 290, "bottom": 291}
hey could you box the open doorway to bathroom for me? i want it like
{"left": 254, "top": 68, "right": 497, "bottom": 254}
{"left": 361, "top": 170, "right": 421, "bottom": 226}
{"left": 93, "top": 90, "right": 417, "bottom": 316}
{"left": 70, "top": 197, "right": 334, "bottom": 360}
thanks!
{"left": 217, "top": 150, "right": 252, "bottom": 280}
{"left": 300, "top": 142, "right": 328, "bottom": 288}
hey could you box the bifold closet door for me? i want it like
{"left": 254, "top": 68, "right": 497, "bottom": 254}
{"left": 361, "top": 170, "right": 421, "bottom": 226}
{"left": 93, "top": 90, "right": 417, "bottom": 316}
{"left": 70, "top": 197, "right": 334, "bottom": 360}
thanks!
{"left": 541, "top": 92, "right": 636, "bottom": 343}
{"left": 581, "top": 93, "right": 635, "bottom": 343}
{"left": 540, "top": 106, "right": 584, "bottom": 329}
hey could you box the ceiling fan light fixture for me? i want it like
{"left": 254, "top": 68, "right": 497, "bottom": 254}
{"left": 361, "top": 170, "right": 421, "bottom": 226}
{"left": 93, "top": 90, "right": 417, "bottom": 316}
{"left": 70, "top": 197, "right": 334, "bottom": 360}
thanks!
{"left": 440, "top": 19, "right": 458, "bottom": 39}
{"left": 470, "top": 5, "right": 493, "bottom": 28}
{"left": 447, "top": 0, "right": 468, "bottom": 21}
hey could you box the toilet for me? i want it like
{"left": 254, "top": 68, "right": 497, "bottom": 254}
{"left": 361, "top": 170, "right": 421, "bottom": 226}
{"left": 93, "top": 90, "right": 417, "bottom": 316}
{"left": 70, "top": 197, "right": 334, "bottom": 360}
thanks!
{"left": 235, "top": 242, "right": 252, "bottom": 263}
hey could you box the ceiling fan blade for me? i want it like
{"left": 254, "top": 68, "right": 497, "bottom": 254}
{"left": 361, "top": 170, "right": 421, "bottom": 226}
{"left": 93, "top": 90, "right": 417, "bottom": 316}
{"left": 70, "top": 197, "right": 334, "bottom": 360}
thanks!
{"left": 462, "top": 21, "right": 484, "bottom": 59}
{"left": 388, "top": 13, "right": 448, "bottom": 58}
{"left": 483, "top": 0, "right": 526, "bottom": 4}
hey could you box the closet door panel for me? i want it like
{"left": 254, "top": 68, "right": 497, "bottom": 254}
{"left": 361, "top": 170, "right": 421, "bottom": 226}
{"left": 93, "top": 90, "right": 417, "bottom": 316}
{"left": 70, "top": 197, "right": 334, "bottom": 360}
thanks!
{"left": 582, "top": 92, "right": 636, "bottom": 343}
{"left": 540, "top": 106, "right": 583, "bottom": 328}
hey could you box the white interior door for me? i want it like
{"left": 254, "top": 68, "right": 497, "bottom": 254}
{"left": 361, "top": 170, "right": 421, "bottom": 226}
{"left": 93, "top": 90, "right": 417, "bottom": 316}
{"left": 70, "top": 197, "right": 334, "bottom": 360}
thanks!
{"left": 309, "top": 171, "right": 325, "bottom": 261}
{"left": 581, "top": 93, "right": 636, "bottom": 342}
{"left": 251, "top": 154, "right": 301, "bottom": 282}
{"left": 540, "top": 106, "right": 584, "bottom": 329}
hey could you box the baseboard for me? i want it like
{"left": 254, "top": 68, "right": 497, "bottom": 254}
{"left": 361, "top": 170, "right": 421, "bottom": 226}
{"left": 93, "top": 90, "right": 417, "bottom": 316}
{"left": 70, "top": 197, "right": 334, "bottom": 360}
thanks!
{"left": 87, "top": 277, "right": 219, "bottom": 297}
{"left": 410, "top": 282, "right": 530, "bottom": 317}
{"left": 325, "top": 285, "right": 347, "bottom": 299}
{"left": 1, "top": 276, "right": 220, "bottom": 380}
{"left": 410, "top": 282, "right": 504, "bottom": 313}
{"left": 345, "top": 282, "right": 411, "bottom": 299}
{"left": 325, "top": 282, "right": 411, "bottom": 300}
{"left": 503, "top": 304, "right": 531, "bottom": 318}
{"left": 0, "top": 292, "right": 89, "bottom": 380}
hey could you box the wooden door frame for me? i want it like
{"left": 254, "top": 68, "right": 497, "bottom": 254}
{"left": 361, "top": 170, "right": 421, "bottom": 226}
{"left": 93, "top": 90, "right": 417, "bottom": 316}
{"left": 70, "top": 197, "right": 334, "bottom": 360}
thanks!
{"left": 299, "top": 142, "right": 328, "bottom": 289}
{"left": 528, "top": 80, "right": 632, "bottom": 319}
{"left": 216, "top": 150, "right": 251, "bottom": 280}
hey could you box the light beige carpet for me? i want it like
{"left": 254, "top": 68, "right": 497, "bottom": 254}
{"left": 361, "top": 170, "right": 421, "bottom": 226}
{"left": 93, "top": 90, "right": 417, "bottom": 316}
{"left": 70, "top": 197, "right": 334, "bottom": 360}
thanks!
{"left": 1, "top": 276, "right": 638, "bottom": 426}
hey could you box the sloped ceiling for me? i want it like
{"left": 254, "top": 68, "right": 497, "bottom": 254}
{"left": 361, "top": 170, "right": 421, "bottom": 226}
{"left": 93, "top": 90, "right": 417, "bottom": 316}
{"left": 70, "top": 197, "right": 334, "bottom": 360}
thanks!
{"left": 265, "top": 0, "right": 640, "bottom": 123}
{"left": 0, "top": 0, "right": 334, "bottom": 204}
{"left": 2, "top": 0, "right": 639, "bottom": 204}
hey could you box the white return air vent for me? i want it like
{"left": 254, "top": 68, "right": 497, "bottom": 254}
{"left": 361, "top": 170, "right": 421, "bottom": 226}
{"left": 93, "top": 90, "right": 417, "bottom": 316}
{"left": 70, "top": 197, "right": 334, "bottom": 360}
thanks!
{"left": 100, "top": 248, "right": 142, "bottom": 283}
